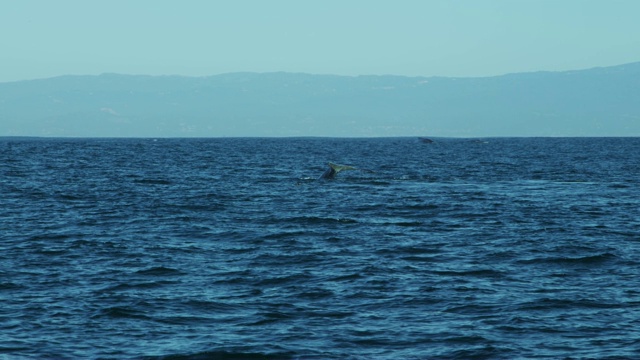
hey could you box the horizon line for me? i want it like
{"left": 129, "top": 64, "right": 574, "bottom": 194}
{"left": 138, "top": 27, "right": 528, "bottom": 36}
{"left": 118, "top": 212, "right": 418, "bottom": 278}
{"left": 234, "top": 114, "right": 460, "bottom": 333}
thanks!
{"left": 2, "top": 60, "right": 638, "bottom": 84}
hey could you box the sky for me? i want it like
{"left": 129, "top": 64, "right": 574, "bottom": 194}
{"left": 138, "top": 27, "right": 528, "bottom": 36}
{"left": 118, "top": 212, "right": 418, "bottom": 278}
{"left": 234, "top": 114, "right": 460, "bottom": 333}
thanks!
{"left": 1, "top": 0, "right": 640, "bottom": 83}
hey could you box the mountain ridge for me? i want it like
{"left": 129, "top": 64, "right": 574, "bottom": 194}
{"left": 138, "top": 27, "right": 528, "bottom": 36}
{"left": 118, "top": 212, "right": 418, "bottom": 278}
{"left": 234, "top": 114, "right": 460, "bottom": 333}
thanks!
{"left": 2, "top": 62, "right": 639, "bottom": 137}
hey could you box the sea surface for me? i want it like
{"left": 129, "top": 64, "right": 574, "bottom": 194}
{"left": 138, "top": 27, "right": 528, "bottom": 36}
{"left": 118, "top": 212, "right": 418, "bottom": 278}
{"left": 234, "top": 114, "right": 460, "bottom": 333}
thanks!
{"left": 1, "top": 137, "right": 639, "bottom": 359}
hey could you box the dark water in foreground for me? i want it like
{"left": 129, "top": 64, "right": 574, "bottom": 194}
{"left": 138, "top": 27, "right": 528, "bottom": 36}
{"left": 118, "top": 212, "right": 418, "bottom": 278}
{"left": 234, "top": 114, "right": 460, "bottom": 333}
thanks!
{"left": 1, "top": 137, "right": 639, "bottom": 359}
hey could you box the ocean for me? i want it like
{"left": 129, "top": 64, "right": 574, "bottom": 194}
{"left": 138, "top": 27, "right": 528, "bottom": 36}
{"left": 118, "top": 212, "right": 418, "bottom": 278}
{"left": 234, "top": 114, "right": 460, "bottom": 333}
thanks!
{"left": 1, "top": 137, "right": 639, "bottom": 359}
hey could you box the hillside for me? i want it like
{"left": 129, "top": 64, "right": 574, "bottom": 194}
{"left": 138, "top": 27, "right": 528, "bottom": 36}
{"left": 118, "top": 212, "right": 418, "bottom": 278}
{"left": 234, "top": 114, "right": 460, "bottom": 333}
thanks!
{"left": 1, "top": 62, "right": 639, "bottom": 137}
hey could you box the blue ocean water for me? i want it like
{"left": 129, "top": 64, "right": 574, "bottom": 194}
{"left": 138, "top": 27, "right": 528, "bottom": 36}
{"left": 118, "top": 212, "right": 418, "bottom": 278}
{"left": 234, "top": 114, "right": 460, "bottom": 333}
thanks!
{"left": 1, "top": 137, "right": 639, "bottom": 359}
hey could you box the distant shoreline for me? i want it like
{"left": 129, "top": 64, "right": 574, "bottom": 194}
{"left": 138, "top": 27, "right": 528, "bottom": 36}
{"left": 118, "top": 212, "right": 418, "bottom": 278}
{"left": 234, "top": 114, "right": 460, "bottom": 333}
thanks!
{"left": 2, "top": 135, "right": 639, "bottom": 140}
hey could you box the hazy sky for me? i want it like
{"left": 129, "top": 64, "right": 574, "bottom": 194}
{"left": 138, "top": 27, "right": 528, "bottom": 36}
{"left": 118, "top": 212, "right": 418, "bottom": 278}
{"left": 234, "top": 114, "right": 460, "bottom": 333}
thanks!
{"left": 2, "top": 0, "right": 639, "bottom": 82}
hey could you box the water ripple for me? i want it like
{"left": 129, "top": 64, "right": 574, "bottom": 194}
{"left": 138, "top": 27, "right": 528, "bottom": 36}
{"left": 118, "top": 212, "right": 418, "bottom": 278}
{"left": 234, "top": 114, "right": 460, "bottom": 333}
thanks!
{"left": 1, "top": 137, "right": 639, "bottom": 359}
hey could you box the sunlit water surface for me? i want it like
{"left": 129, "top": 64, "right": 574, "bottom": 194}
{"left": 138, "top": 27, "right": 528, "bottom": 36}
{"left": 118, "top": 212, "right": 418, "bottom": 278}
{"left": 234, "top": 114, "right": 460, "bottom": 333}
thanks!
{"left": 1, "top": 137, "right": 639, "bottom": 359}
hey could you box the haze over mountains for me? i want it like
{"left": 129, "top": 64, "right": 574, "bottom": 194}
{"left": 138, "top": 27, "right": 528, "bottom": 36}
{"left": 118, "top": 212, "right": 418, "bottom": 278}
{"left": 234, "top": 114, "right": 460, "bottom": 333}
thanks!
{"left": 1, "top": 62, "right": 639, "bottom": 137}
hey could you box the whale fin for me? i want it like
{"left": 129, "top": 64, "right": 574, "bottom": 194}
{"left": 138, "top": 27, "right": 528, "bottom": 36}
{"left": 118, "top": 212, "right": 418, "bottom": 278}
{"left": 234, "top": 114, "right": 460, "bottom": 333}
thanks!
{"left": 328, "top": 162, "right": 356, "bottom": 173}
{"left": 319, "top": 162, "right": 357, "bottom": 179}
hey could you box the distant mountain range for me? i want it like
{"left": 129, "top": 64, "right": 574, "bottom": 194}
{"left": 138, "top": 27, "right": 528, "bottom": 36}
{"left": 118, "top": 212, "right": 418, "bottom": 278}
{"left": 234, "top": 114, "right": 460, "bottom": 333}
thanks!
{"left": 1, "top": 62, "right": 639, "bottom": 137}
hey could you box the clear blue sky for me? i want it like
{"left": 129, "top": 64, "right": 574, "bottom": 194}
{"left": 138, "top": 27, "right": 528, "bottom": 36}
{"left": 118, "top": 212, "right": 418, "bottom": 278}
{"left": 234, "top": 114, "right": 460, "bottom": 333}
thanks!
{"left": 2, "top": 0, "right": 639, "bottom": 82}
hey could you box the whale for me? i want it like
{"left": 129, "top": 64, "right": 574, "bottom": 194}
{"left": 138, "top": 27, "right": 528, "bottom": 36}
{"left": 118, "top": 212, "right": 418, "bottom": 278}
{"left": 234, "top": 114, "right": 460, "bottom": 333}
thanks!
{"left": 319, "top": 162, "right": 357, "bottom": 180}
